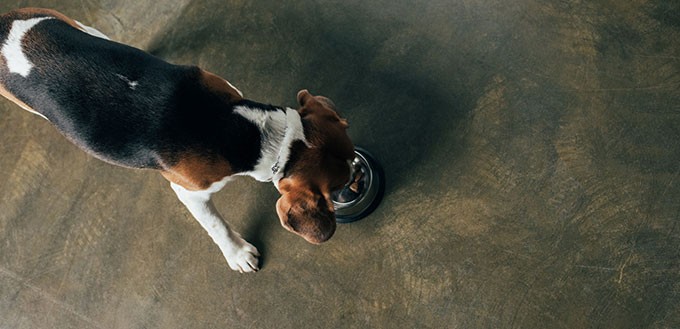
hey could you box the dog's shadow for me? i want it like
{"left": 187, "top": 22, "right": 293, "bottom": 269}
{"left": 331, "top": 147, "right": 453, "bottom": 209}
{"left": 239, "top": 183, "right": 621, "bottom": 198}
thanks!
{"left": 213, "top": 179, "right": 279, "bottom": 270}
{"left": 240, "top": 193, "right": 278, "bottom": 270}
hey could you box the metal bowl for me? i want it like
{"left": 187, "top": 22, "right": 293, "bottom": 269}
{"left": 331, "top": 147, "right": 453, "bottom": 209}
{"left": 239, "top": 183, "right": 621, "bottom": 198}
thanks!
{"left": 332, "top": 146, "right": 385, "bottom": 223}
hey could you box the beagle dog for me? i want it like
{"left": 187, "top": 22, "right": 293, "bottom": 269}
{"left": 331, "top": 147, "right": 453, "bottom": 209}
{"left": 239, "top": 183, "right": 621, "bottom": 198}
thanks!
{"left": 0, "top": 8, "right": 354, "bottom": 273}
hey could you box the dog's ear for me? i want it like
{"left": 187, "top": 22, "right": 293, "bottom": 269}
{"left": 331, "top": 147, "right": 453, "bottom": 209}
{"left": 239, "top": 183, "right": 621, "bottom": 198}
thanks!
{"left": 276, "top": 179, "right": 336, "bottom": 244}
{"left": 297, "top": 89, "right": 314, "bottom": 107}
{"left": 296, "top": 89, "right": 316, "bottom": 118}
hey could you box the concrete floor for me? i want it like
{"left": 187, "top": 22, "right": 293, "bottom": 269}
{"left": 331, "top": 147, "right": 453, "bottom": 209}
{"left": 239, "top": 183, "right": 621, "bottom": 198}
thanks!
{"left": 1, "top": 0, "right": 679, "bottom": 328}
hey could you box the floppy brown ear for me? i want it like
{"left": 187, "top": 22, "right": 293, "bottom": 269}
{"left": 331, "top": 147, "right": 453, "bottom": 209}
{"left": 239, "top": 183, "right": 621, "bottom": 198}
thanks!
{"left": 276, "top": 183, "right": 337, "bottom": 244}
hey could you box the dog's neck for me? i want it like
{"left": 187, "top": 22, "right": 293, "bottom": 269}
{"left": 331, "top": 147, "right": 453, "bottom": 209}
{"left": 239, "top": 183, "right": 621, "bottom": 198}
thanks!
{"left": 233, "top": 104, "right": 309, "bottom": 188}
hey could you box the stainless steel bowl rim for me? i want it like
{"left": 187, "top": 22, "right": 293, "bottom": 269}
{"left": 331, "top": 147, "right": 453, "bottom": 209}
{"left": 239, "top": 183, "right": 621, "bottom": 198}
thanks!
{"left": 332, "top": 149, "right": 379, "bottom": 216}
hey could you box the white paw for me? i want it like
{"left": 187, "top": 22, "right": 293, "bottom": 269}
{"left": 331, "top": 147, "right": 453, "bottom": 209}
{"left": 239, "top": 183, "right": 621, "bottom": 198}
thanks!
{"left": 224, "top": 237, "right": 260, "bottom": 273}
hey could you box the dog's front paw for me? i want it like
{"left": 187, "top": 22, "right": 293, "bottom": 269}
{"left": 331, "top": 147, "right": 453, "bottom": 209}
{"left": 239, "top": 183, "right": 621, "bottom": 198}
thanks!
{"left": 224, "top": 237, "right": 260, "bottom": 273}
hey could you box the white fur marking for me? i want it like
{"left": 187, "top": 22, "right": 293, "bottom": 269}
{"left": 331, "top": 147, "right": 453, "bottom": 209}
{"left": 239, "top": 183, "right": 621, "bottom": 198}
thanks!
{"left": 170, "top": 179, "right": 259, "bottom": 273}
{"left": 1, "top": 17, "right": 53, "bottom": 77}
{"left": 233, "top": 106, "right": 309, "bottom": 186}
{"left": 225, "top": 79, "right": 243, "bottom": 97}
{"left": 17, "top": 103, "right": 49, "bottom": 121}
{"left": 272, "top": 109, "right": 310, "bottom": 187}
{"left": 115, "top": 74, "right": 139, "bottom": 90}
{"left": 75, "top": 20, "right": 110, "bottom": 40}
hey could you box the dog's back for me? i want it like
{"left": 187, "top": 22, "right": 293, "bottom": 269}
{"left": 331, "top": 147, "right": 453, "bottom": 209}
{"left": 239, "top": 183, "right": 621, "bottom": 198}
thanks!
{"left": 0, "top": 9, "right": 195, "bottom": 168}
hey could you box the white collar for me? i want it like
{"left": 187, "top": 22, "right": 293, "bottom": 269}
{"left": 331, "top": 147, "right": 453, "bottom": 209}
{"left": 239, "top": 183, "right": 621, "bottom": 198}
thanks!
{"left": 272, "top": 108, "right": 310, "bottom": 190}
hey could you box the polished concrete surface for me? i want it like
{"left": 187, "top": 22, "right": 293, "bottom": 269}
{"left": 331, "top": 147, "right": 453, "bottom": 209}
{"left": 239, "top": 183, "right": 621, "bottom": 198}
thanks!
{"left": 1, "top": 1, "right": 679, "bottom": 328}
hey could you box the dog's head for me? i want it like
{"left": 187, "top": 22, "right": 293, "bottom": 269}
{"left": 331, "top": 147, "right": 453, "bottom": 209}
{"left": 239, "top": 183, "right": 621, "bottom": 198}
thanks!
{"left": 275, "top": 90, "right": 354, "bottom": 244}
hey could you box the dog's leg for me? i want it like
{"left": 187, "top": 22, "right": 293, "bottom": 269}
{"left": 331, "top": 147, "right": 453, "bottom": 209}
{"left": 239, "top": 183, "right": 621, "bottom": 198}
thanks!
{"left": 170, "top": 182, "right": 259, "bottom": 273}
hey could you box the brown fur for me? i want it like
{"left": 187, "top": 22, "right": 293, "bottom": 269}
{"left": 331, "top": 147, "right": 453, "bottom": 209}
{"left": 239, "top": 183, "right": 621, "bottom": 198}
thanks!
{"left": 161, "top": 153, "right": 233, "bottom": 191}
{"left": 199, "top": 69, "right": 244, "bottom": 101}
{"left": 276, "top": 179, "right": 336, "bottom": 244}
{"left": 275, "top": 90, "right": 354, "bottom": 244}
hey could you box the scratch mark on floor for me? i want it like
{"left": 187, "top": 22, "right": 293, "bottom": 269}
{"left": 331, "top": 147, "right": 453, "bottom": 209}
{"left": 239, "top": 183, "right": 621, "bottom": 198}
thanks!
{"left": 660, "top": 166, "right": 680, "bottom": 199}
{"left": 575, "top": 265, "right": 617, "bottom": 271}
{"left": 617, "top": 263, "right": 626, "bottom": 284}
